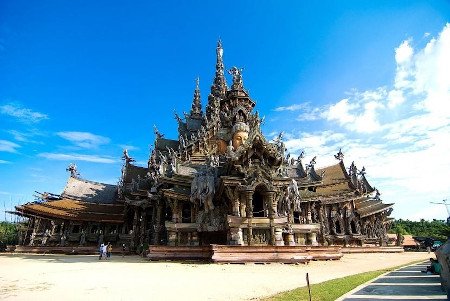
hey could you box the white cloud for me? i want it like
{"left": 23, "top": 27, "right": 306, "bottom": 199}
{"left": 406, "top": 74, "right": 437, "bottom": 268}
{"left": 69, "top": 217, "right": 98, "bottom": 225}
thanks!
{"left": 274, "top": 103, "right": 309, "bottom": 112}
{"left": 7, "top": 129, "right": 45, "bottom": 143}
{"left": 0, "top": 140, "right": 20, "bottom": 153}
{"left": 387, "top": 90, "right": 405, "bottom": 108}
{"left": 0, "top": 159, "right": 11, "bottom": 164}
{"left": 57, "top": 131, "right": 110, "bottom": 149}
{"left": 326, "top": 99, "right": 356, "bottom": 124}
{"left": 277, "top": 24, "right": 450, "bottom": 220}
{"left": 38, "top": 153, "right": 116, "bottom": 164}
{"left": 0, "top": 103, "right": 49, "bottom": 123}
{"left": 395, "top": 40, "right": 414, "bottom": 65}
{"left": 119, "top": 144, "right": 140, "bottom": 151}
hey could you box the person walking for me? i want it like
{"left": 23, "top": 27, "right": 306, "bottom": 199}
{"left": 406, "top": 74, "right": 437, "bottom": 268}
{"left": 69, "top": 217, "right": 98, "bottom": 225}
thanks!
{"left": 122, "top": 243, "right": 126, "bottom": 258}
{"left": 98, "top": 243, "right": 104, "bottom": 260}
{"left": 107, "top": 242, "right": 112, "bottom": 259}
{"left": 101, "top": 243, "right": 107, "bottom": 260}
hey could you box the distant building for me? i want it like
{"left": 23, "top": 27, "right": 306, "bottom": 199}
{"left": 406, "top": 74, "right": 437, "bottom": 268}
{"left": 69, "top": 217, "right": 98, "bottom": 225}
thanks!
{"left": 14, "top": 42, "right": 393, "bottom": 250}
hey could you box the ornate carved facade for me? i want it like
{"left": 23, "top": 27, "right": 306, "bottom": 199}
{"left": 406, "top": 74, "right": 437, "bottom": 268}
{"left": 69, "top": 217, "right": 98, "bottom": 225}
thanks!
{"left": 15, "top": 41, "right": 393, "bottom": 250}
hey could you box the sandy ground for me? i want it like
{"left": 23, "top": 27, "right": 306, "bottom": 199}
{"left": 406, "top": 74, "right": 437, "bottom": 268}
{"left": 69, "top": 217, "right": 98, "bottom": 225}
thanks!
{"left": 0, "top": 252, "right": 430, "bottom": 301}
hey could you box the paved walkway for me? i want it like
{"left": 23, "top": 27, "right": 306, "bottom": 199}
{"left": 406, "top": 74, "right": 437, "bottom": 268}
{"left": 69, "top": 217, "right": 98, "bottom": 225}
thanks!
{"left": 340, "top": 261, "right": 447, "bottom": 300}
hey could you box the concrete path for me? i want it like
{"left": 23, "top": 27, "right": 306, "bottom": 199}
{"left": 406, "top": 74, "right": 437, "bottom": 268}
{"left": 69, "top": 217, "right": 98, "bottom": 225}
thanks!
{"left": 339, "top": 261, "right": 447, "bottom": 300}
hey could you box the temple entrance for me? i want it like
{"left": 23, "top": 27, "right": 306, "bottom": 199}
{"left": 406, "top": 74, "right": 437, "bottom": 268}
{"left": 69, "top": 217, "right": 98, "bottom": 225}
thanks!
{"left": 199, "top": 231, "right": 227, "bottom": 245}
{"left": 350, "top": 220, "right": 357, "bottom": 234}
{"left": 335, "top": 221, "right": 342, "bottom": 234}
{"left": 253, "top": 185, "right": 267, "bottom": 217}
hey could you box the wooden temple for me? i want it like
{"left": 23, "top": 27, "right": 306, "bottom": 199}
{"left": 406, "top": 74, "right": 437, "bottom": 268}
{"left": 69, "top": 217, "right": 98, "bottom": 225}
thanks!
{"left": 13, "top": 41, "right": 394, "bottom": 260}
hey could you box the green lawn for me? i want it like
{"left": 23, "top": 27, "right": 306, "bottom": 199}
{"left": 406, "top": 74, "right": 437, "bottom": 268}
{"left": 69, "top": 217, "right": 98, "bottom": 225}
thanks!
{"left": 263, "top": 261, "right": 425, "bottom": 301}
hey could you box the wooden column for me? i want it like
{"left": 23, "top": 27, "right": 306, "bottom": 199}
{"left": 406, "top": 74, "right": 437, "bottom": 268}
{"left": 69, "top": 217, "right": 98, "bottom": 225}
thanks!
{"left": 244, "top": 190, "right": 254, "bottom": 246}
{"left": 266, "top": 191, "right": 276, "bottom": 246}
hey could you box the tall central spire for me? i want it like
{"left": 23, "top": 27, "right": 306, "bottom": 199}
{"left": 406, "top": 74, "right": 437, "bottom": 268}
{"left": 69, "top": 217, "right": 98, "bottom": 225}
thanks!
{"left": 190, "top": 77, "right": 203, "bottom": 119}
{"left": 210, "top": 39, "right": 227, "bottom": 97}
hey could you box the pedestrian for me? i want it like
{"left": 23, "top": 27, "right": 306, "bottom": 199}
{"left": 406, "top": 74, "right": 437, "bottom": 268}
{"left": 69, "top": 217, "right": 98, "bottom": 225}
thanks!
{"left": 102, "top": 243, "right": 107, "bottom": 260}
{"left": 122, "top": 243, "right": 126, "bottom": 258}
{"left": 98, "top": 243, "right": 104, "bottom": 260}
{"left": 107, "top": 242, "right": 112, "bottom": 259}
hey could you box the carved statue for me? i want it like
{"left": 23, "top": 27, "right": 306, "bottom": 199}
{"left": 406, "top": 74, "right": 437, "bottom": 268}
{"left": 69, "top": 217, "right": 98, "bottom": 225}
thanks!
{"left": 153, "top": 125, "right": 164, "bottom": 139}
{"left": 334, "top": 148, "right": 344, "bottom": 161}
{"left": 191, "top": 171, "right": 215, "bottom": 212}
{"left": 228, "top": 66, "right": 244, "bottom": 90}
{"left": 66, "top": 163, "right": 80, "bottom": 178}
{"left": 232, "top": 122, "right": 250, "bottom": 150}
{"left": 122, "top": 149, "right": 135, "bottom": 163}
{"left": 287, "top": 179, "right": 301, "bottom": 211}
{"left": 41, "top": 229, "right": 50, "bottom": 246}
{"left": 79, "top": 230, "right": 86, "bottom": 246}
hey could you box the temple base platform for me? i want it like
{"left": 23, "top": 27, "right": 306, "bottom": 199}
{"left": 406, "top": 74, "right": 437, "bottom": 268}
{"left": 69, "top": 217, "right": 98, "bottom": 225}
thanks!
{"left": 147, "top": 245, "right": 343, "bottom": 263}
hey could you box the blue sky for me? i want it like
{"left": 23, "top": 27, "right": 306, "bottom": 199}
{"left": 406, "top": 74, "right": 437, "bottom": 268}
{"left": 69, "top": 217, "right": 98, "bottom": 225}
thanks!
{"left": 1, "top": 1, "right": 449, "bottom": 221}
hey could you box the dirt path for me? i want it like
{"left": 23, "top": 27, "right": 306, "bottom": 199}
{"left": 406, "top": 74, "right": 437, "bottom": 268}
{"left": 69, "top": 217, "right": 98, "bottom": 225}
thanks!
{"left": 0, "top": 252, "right": 431, "bottom": 300}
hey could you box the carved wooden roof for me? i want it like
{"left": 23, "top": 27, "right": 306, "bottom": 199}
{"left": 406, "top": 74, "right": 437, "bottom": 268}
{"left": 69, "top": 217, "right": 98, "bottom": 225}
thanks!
{"left": 62, "top": 176, "right": 117, "bottom": 204}
{"left": 16, "top": 198, "right": 124, "bottom": 223}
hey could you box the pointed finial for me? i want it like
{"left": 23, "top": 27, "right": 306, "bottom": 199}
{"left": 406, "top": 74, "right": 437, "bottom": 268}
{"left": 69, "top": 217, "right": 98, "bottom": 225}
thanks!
{"left": 217, "top": 39, "right": 223, "bottom": 59}
{"left": 190, "top": 77, "right": 203, "bottom": 118}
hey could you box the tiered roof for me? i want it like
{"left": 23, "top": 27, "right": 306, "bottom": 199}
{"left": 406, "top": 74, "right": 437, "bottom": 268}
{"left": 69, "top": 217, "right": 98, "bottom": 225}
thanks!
{"left": 15, "top": 176, "right": 124, "bottom": 223}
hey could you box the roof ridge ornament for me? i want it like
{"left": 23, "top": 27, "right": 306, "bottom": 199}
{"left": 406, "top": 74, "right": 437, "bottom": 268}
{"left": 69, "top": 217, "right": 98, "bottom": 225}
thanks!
{"left": 334, "top": 148, "right": 344, "bottom": 161}
{"left": 228, "top": 66, "right": 244, "bottom": 90}
{"left": 122, "top": 149, "right": 135, "bottom": 164}
{"left": 66, "top": 163, "right": 80, "bottom": 178}
{"left": 153, "top": 125, "right": 164, "bottom": 139}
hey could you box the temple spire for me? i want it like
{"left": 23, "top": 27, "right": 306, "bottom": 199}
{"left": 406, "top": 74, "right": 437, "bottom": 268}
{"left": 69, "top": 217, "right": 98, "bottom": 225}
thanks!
{"left": 190, "top": 77, "right": 203, "bottom": 119}
{"left": 210, "top": 39, "right": 227, "bottom": 97}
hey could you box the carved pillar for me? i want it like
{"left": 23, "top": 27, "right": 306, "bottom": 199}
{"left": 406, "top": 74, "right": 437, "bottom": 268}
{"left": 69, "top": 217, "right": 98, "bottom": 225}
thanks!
{"left": 308, "top": 232, "right": 318, "bottom": 246}
{"left": 167, "top": 231, "right": 177, "bottom": 246}
{"left": 306, "top": 202, "right": 312, "bottom": 224}
{"left": 190, "top": 231, "right": 199, "bottom": 246}
{"left": 244, "top": 190, "right": 253, "bottom": 246}
{"left": 228, "top": 227, "right": 244, "bottom": 245}
{"left": 153, "top": 201, "right": 162, "bottom": 245}
{"left": 171, "top": 199, "right": 180, "bottom": 223}
{"left": 225, "top": 186, "right": 240, "bottom": 216}
{"left": 266, "top": 191, "right": 276, "bottom": 245}
{"left": 140, "top": 211, "right": 146, "bottom": 245}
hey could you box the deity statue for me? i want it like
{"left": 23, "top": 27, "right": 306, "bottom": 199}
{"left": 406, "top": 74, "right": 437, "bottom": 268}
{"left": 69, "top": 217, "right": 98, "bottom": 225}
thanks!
{"left": 41, "top": 229, "right": 50, "bottom": 246}
{"left": 66, "top": 163, "right": 80, "bottom": 178}
{"left": 79, "top": 230, "right": 86, "bottom": 246}
{"left": 228, "top": 66, "right": 244, "bottom": 90}
{"left": 231, "top": 122, "right": 250, "bottom": 150}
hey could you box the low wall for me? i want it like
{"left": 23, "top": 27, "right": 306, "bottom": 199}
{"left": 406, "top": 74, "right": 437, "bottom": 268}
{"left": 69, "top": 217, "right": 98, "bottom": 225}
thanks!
{"left": 148, "top": 245, "right": 343, "bottom": 263}
{"left": 14, "top": 245, "right": 98, "bottom": 255}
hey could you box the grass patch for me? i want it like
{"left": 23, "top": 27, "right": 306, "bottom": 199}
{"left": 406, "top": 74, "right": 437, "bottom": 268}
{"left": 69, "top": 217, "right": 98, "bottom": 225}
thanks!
{"left": 264, "top": 260, "right": 425, "bottom": 301}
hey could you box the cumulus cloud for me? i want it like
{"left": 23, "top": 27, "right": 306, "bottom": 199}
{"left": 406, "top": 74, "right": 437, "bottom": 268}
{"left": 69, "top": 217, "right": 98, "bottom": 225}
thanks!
{"left": 277, "top": 24, "right": 450, "bottom": 220}
{"left": 57, "top": 131, "right": 110, "bottom": 149}
{"left": 38, "top": 153, "right": 116, "bottom": 164}
{"left": 0, "top": 140, "right": 20, "bottom": 153}
{"left": 0, "top": 103, "right": 49, "bottom": 123}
